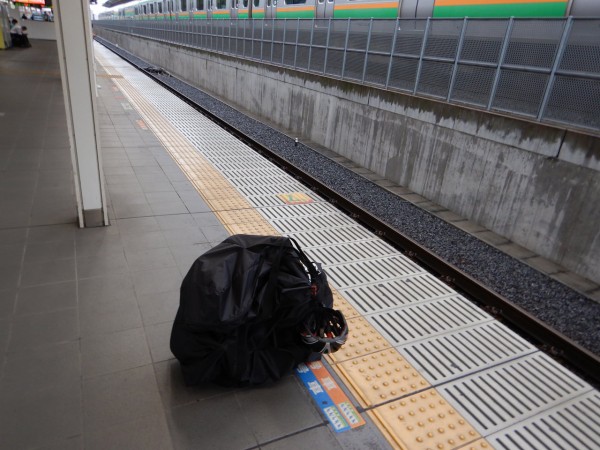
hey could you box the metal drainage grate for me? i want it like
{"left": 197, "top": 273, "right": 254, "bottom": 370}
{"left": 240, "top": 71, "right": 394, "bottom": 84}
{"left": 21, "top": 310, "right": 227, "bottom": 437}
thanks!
{"left": 326, "top": 256, "right": 426, "bottom": 289}
{"left": 399, "top": 321, "right": 538, "bottom": 384}
{"left": 486, "top": 391, "right": 600, "bottom": 449}
{"left": 369, "top": 296, "right": 492, "bottom": 345}
{"left": 438, "top": 352, "right": 593, "bottom": 435}
{"left": 341, "top": 273, "right": 456, "bottom": 314}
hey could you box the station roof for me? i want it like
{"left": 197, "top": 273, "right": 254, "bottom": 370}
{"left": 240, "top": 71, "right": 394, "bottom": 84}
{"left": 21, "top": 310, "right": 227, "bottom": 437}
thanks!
{"left": 101, "top": 0, "right": 134, "bottom": 8}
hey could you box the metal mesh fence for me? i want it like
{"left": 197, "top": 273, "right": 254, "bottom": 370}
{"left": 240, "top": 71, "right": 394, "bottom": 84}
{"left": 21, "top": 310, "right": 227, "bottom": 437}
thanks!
{"left": 93, "top": 17, "right": 600, "bottom": 134}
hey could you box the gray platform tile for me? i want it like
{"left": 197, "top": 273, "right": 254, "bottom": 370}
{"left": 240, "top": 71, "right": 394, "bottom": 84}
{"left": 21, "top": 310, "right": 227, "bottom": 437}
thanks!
{"left": 171, "top": 180, "right": 198, "bottom": 192}
{"left": 113, "top": 203, "right": 156, "bottom": 219}
{"left": 138, "top": 180, "right": 177, "bottom": 193}
{"left": 30, "top": 208, "right": 78, "bottom": 227}
{"left": 170, "top": 242, "right": 214, "bottom": 273}
{"left": 85, "top": 412, "right": 173, "bottom": 450}
{"left": 0, "top": 243, "right": 25, "bottom": 268}
{"left": 24, "top": 239, "right": 75, "bottom": 264}
{"left": 153, "top": 359, "right": 237, "bottom": 409}
{"left": 2, "top": 341, "right": 80, "bottom": 388}
{"left": 125, "top": 246, "right": 178, "bottom": 273}
{"left": 0, "top": 379, "right": 82, "bottom": 449}
{"left": 178, "top": 191, "right": 212, "bottom": 213}
{"left": 137, "top": 289, "right": 179, "bottom": 326}
{"left": 132, "top": 267, "right": 182, "bottom": 297}
{"left": 0, "top": 319, "right": 10, "bottom": 354}
{"left": 16, "top": 280, "right": 77, "bottom": 316}
{"left": 136, "top": 172, "right": 171, "bottom": 185}
{"left": 262, "top": 425, "right": 344, "bottom": 449}
{"left": 162, "top": 227, "right": 208, "bottom": 248}
{"left": 156, "top": 214, "right": 198, "bottom": 230}
{"left": 27, "top": 223, "right": 76, "bottom": 243}
{"left": 35, "top": 436, "right": 82, "bottom": 450}
{"left": 75, "top": 230, "right": 124, "bottom": 252}
{"left": 236, "top": 374, "right": 325, "bottom": 444}
{"left": 102, "top": 155, "right": 135, "bottom": 168}
{"left": 78, "top": 272, "right": 135, "bottom": 304}
{"left": 122, "top": 230, "right": 169, "bottom": 252}
{"left": 146, "top": 321, "right": 174, "bottom": 363}
{"left": 201, "top": 225, "right": 231, "bottom": 243}
{"left": 81, "top": 327, "right": 151, "bottom": 378}
{"left": 150, "top": 200, "right": 189, "bottom": 216}
{"left": 129, "top": 157, "right": 161, "bottom": 168}
{"left": 106, "top": 173, "right": 138, "bottom": 185}
{"left": 0, "top": 211, "right": 31, "bottom": 228}
{"left": 0, "top": 289, "right": 16, "bottom": 319}
{"left": 41, "top": 149, "right": 73, "bottom": 169}
{"left": 103, "top": 165, "right": 136, "bottom": 176}
{"left": 20, "top": 258, "right": 76, "bottom": 287}
{"left": 0, "top": 228, "right": 27, "bottom": 245}
{"left": 8, "top": 308, "right": 78, "bottom": 352}
{"left": 192, "top": 211, "right": 225, "bottom": 228}
{"left": 132, "top": 165, "right": 166, "bottom": 175}
{"left": 166, "top": 391, "right": 259, "bottom": 450}
{"left": 77, "top": 252, "right": 130, "bottom": 279}
{"left": 79, "top": 293, "right": 143, "bottom": 337}
{"left": 83, "top": 365, "right": 163, "bottom": 433}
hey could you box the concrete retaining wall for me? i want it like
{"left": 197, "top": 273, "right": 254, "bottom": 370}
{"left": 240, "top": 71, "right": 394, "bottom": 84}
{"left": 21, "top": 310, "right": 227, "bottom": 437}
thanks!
{"left": 95, "top": 28, "right": 600, "bottom": 284}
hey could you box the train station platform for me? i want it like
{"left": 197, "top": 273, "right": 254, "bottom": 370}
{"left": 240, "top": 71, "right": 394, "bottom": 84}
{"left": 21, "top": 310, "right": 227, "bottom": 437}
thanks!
{"left": 1, "top": 38, "right": 599, "bottom": 450}
{"left": 0, "top": 38, "right": 391, "bottom": 449}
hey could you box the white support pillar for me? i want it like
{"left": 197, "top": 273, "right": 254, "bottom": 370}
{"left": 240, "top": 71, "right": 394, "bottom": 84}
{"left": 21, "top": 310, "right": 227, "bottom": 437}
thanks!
{"left": 55, "top": 0, "right": 108, "bottom": 227}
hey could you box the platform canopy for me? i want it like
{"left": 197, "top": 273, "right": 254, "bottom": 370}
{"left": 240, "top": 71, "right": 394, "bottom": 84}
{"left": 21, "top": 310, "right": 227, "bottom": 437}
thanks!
{"left": 101, "top": 0, "right": 134, "bottom": 8}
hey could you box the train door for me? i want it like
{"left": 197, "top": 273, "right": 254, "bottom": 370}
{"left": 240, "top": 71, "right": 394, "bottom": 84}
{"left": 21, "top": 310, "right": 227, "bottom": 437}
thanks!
{"left": 250, "top": 0, "right": 265, "bottom": 18}
{"left": 231, "top": 0, "right": 239, "bottom": 18}
{"left": 265, "top": 0, "right": 276, "bottom": 18}
{"left": 315, "top": 0, "right": 334, "bottom": 18}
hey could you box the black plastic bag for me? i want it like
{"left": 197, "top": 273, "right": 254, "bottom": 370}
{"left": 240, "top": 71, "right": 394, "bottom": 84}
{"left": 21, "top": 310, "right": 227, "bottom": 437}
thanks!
{"left": 170, "top": 234, "right": 333, "bottom": 386}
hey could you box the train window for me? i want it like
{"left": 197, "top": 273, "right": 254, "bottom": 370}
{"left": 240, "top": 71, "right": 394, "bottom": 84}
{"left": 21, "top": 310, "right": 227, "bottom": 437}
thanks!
{"left": 196, "top": 0, "right": 204, "bottom": 9}
{"left": 254, "top": 0, "right": 260, "bottom": 6}
{"left": 285, "top": 0, "right": 306, "bottom": 4}
{"left": 242, "top": 0, "right": 248, "bottom": 6}
{"left": 216, "top": 0, "right": 226, "bottom": 8}
{"left": 181, "top": 0, "right": 187, "bottom": 11}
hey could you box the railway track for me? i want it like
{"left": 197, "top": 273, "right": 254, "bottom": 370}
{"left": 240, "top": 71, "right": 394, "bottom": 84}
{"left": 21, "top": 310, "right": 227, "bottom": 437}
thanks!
{"left": 95, "top": 36, "right": 600, "bottom": 387}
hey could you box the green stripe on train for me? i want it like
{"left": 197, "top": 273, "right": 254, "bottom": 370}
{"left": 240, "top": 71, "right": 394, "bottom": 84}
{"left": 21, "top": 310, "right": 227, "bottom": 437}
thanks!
{"left": 433, "top": 3, "right": 567, "bottom": 18}
{"left": 334, "top": 7, "right": 397, "bottom": 19}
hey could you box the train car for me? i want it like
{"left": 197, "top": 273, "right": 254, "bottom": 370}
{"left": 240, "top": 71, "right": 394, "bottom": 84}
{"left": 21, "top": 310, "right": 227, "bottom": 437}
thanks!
{"left": 108, "top": 0, "right": 600, "bottom": 20}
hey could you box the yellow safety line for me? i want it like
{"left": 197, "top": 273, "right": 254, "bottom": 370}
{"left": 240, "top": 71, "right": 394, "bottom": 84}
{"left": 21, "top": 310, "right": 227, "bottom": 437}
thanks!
{"left": 95, "top": 50, "right": 491, "bottom": 450}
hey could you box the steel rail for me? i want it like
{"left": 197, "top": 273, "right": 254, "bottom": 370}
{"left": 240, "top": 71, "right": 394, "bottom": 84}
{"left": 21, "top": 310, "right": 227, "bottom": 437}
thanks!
{"left": 95, "top": 37, "right": 600, "bottom": 385}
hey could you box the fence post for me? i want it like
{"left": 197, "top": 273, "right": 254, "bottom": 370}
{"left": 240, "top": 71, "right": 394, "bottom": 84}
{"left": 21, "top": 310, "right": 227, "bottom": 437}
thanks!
{"left": 361, "top": 18, "right": 374, "bottom": 83}
{"left": 261, "top": 19, "right": 265, "bottom": 61}
{"left": 487, "top": 17, "right": 514, "bottom": 110}
{"left": 282, "top": 19, "right": 287, "bottom": 64}
{"left": 413, "top": 17, "right": 431, "bottom": 95}
{"left": 308, "top": 18, "right": 315, "bottom": 71}
{"left": 293, "top": 18, "right": 300, "bottom": 68}
{"left": 385, "top": 18, "right": 400, "bottom": 89}
{"left": 324, "top": 18, "right": 332, "bottom": 74}
{"left": 447, "top": 17, "right": 468, "bottom": 102}
{"left": 537, "top": 17, "right": 573, "bottom": 121}
{"left": 341, "top": 18, "right": 351, "bottom": 79}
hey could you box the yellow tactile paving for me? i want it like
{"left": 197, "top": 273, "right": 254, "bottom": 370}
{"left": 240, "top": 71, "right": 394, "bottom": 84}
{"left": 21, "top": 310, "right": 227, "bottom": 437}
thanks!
{"left": 368, "top": 389, "right": 489, "bottom": 450}
{"left": 95, "top": 50, "right": 484, "bottom": 450}
{"left": 330, "top": 289, "right": 361, "bottom": 320}
{"left": 334, "top": 348, "right": 430, "bottom": 408}
{"left": 328, "top": 315, "right": 391, "bottom": 364}
{"left": 456, "top": 439, "right": 495, "bottom": 450}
